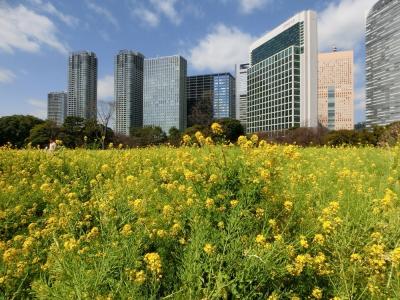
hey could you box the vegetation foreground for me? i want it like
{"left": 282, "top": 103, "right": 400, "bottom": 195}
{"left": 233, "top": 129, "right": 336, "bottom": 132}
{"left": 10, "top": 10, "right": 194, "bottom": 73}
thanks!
{"left": 0, "top": 142, "right": 400, "bottom": 299}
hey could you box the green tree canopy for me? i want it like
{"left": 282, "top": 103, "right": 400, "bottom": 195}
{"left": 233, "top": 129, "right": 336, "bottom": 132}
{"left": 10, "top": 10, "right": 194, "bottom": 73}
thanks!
{"left": 130, "top": 126, "right": 167, "bottom": 147}
{"left": 60, "top": 116, "right": 85, "bottom": 148}
{"left": 215, "top": 118, "right": 245, "bottom": 143}
{"left": 0, "top": 115, "right": 44, "bottom": 148}
{"left": 28, "top": 121, "right": 60, "bottom": 147}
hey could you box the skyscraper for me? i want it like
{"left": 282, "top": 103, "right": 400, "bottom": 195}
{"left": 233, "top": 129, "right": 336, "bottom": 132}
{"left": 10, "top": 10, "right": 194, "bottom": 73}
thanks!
{"left": 366, "top": 0, "right": 400, "bottom": 127}
{"left": 187, "top": 73, "right": 235, "bottom": 127}
{"left": 213, "top": 73, "right": 235, "bottom": 120}
{"left": 67, "top": 51, "right": 97, "bottom": 120}
{"left": 318, "top": 49, "right": 354, "bottom": 130}
{"left": 187, "top": 74, "right": 214, "bottom": 127}
{"left": 115, "top": 50, "right": 144, "bottom": 135}
{"left": 247, "top": 11, "right": 318, "bottom": 134}
{"left": 235, "top": 63, "right": 249, "bottom": 127}
{"left": 48, "top": 92, "right": 67, "bottom": 126}
{"left": 143, "top": 55, "right": 187, "bottom": 132}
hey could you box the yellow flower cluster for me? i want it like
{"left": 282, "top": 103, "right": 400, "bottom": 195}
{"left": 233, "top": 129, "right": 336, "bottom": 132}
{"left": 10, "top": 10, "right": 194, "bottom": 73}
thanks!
{"left": 144, "top": 252, "right": 162, "bottom": 277}
{"left": 211, "top": 123, "right": 223, "bottom": 135}
{"left": 318, "top": 201, "right": 342, "bottom": 234}
{"left": 203, "top": 243, "right": 215, "bottom": 255}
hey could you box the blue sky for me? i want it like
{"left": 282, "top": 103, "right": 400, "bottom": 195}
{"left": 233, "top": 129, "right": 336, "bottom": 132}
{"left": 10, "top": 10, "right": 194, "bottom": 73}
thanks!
{"left": 0, "top": 0, "right": 377, "bottom": 123}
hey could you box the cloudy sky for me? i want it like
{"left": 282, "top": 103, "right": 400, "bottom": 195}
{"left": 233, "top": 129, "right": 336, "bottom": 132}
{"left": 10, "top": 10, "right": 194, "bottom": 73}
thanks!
{"left": 0, "top": 0, "right": 377, "bottom": 123}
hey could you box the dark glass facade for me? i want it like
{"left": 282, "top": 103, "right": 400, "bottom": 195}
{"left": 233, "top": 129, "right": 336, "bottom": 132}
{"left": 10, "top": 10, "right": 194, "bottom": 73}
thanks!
{"left": 187, "top": 75, "right": 214, "bottom": 127}
{"left": 187, "top": 73, "right": 235, "bottom": 126}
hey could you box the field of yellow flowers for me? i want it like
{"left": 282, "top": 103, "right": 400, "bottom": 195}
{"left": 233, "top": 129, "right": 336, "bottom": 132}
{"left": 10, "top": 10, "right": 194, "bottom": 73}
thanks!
{"left": 1, "top": 137, "right": 400, "bottom": 299}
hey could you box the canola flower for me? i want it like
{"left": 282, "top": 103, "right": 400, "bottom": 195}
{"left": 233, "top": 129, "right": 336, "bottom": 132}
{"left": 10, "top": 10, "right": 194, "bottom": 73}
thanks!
{"left": 144, "top": 252, "right": 162, "bottom": 277}
{"left": 0, "top": 126, "right": 400, "bottom": 299}
{"left": 203, "top": 243, "right": 216, "bottom": 255}
{"left": 211, "top": 122, "right": 223, "bottom": 135}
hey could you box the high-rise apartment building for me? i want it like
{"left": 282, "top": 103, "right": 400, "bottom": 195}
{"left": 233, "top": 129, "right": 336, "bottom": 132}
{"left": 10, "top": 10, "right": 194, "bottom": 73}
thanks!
{"left": 48, "top": 92, "right": 67, "bottom": 126}
{"left": 187, "top": 73, "right": 235, "bottom": 127}
{"left": 115, "top": 50, "right": 144, "bottom": 135}
{"left": 247, "top": 11, "right": 318, "bottom": 134}
{"left": 366, "top": 0, "right": 400, "bottom": 127}
{"left": 318, "top": 50, "right": 354, "bottom": 130}
{"left": 143, "top": 55, "right": 187, "bottom": 132}
{"left": 67, "top": 51, "right": 97, "bottom": 120}
{"left": 235, "top": 63, "right": 250, "bottom": 127}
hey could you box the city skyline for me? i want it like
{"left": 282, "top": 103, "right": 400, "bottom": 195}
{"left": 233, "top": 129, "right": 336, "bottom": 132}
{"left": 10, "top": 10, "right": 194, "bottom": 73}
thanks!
{"left": 0, "top": 0, "right": 376, "bottom": 124}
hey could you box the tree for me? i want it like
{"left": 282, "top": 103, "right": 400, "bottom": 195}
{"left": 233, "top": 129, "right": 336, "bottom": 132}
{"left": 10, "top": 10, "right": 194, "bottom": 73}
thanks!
{"left": 60, "top": 116, "right": 85, "bottom": 148}
{"left": 28, "top": 121, "right": 60, "bottom": 147}
{"left": 0, "top": 115, "right": 44, "bottom": 148}
{"left": 130, "top": 126, "right": 167, "bottom": 147}
{"left": 215, "top": 118, "right": 245, "bottom": 143}
{"left": 98, "top": 100, "right": 116, "bottom": 149}
{"left": 271, "top": 126, "right": 329, "bottom": 146}
{"left": 378, "top": 122, "right": 400, "bottom": 146}
{"left": 168, "top": 127, "right": 182, "bottom": 147}
{"left": 83, "top": 119, "right": 114, "bottom": 149}
{"left": 184, "top": 124, "right": 210, "bottom": 137}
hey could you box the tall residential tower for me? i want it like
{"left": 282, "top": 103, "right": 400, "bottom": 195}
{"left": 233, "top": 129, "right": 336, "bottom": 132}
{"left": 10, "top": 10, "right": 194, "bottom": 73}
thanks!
{"left": 247, "top": 11, "right": 318, "bottom": 133}
{"left": 366, "top": 0, "right": 400, "bottom": 127}
{"left": 48, "top": 92, "right": 67, "bottom": 126}
{"left": 143, "top": 55, "right": 187, "bottom": 132}
{"left": 115, "top": 50, "right": 144, "bottom": 135}
{"left": 318, "top": 49, "right": 354, "bottom": 130}
{"left": 67, "top": 51, "right": 97, "bottom": 120}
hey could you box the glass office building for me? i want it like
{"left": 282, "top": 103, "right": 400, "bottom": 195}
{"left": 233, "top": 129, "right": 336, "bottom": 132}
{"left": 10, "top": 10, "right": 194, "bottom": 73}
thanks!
{"left": 213, "top": 73, "right": 235, "bottom": 119}
{"left": 67, "top": 51, "right": 97, "bottom": 120}
{"left": 187, "top": 73, "right": 235, "bottom": 126}
{"left": 366, "top": 0, "right": 400, "bottom": 127}
{"left": 115, "top": 50, "right": 144, "bottom": 135}
{"left": 48, "top": 92, "right": 67, "bottom": 126}
{"left": 143, "top": 55, "right": 187, "bottom": 132}
{"left": 235, "top": 63, "right": 250, "bottom": 127}
{"left": 247, "top": 11, "right": 318, "bottom": 134}
{"left": 187, "top": 74, "right": 214, "bottom": 127}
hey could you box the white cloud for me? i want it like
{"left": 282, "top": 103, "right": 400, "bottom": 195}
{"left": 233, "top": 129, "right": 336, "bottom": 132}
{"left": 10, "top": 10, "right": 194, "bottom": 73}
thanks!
{"left": 0, "top": 68, "right": 16, "bottom": 84}
{"left": 85, "top": 0, "right": 119, "bottom": 29}
{"left": 318, "top": 0, "right": 376, "bottom": 51}
{"left": 132, "top": 7, "right": 160, "bottom": 27}
{"left": 98, "top": 75, "right": 114, "bottom": 100}
{"left": 188, "top": 24, "right": 255, "bottom": 72}
{"left": 29, "top": 0, "right": 79, "bottom": 27}
{"left": 239, "top": 0, "right": 271, "bottom": 14}
{"left": 27, "top": 98, "right": 47, "bottom": 119}
{"left": 0, "top": 3, "right": 68, "bottom": 54}
{"left": 131, "top": 0, "right": 190, "bottom": 27}
{"left": 150, "top": 0, "right": 181, "bottom": 25}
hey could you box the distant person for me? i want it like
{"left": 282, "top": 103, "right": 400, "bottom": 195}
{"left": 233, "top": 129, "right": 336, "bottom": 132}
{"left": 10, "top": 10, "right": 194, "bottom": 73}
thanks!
{"left": 49, "top": 139, "right": 57, "bottom": 151}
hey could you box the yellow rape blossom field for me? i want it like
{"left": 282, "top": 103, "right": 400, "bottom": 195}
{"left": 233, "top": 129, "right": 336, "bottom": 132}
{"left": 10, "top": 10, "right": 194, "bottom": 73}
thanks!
{"left": 0, "top": 137, "right": 400, "bottom": 299}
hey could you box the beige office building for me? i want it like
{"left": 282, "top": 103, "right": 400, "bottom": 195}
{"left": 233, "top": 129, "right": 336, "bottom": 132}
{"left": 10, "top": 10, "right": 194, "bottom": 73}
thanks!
{"left": 318, "top": 50, "right": 354, "bottom": 130}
